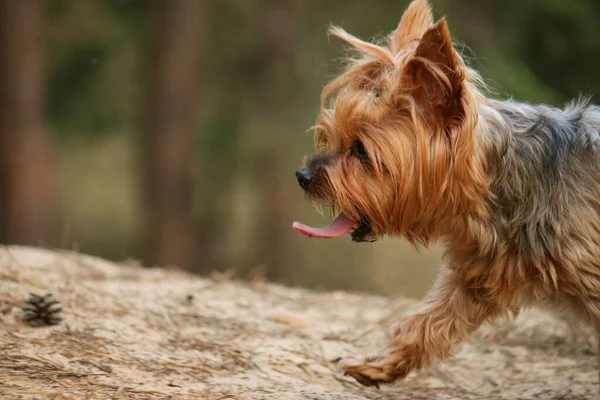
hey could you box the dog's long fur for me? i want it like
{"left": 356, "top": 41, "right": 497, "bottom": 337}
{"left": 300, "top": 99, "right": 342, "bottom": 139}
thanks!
{"left": 295, "top": 0, "right": 600, "bottom": 387}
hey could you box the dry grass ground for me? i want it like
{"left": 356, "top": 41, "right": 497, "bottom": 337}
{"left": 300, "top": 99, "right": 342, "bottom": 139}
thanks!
{"left": 0, "top": 246, "right": 598, "bottom": 399}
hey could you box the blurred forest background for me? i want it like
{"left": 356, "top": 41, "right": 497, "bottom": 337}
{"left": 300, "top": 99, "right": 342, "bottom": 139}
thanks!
{"left": 0, "top": 0, "right": 599, "bottom": 299}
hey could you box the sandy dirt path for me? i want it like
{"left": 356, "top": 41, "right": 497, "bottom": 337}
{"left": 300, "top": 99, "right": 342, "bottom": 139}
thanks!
{"left": 0, "top": 246, "right": 597, "bottom": 399}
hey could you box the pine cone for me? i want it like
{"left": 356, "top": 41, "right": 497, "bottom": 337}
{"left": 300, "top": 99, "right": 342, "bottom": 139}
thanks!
{"left": 21, "top": 293, "right": 63, "bottom": 326}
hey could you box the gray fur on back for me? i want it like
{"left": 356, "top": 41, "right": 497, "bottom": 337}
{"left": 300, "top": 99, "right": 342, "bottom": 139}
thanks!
{"left": 482, "top": 98, "right": 600, "bottom": 260}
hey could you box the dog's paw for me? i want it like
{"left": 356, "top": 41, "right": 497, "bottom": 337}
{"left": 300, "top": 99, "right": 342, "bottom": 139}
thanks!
{"left": 339, "top": 353, "right": 410, "bottom": 388}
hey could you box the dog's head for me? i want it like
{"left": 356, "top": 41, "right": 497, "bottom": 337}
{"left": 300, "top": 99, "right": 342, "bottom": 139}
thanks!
{"left": 293, "top": 0, "right": 488, "bottom": 244}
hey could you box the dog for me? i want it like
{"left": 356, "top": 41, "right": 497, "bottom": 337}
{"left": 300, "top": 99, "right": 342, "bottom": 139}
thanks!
{"left": 293, "top": 0, "right": 600, "bottom": 387}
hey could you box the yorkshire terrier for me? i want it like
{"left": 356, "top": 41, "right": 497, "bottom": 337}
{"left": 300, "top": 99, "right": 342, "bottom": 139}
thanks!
{"left": 293, "top": 0, "right": 600, "bottom": 388}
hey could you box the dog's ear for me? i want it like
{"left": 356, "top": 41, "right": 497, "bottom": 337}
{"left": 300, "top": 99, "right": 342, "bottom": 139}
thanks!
{"left": 401, "top": 18, "right": 465, "bottom": 127}
{"left": 390, "top": 0, "right": 433, "bottom": 53}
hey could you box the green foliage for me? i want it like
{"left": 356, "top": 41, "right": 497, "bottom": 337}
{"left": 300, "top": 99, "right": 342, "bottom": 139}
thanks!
{"left": 48, "top": 42, "right": 112, "bottom": 133}
{"left": 46, "top": 0, "right": 145, "bottom": 140}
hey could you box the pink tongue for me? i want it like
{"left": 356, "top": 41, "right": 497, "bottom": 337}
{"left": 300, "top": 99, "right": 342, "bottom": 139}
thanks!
{"left": 292, "top": 213, "right": 357, "bottom": 238}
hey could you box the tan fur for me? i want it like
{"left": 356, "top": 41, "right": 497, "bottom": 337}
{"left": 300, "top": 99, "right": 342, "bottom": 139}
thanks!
{"left": 390, "top": 0, "right": 433, "bottom": 52}
{"left": 314, "top": 13, "right": 488, "bottom": 245}
{"left": 296, "top": 0, "right": 600, "bottom": 388}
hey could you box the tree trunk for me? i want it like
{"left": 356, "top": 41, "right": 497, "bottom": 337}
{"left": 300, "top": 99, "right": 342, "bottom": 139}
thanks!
{"left": 142, "top": 0, "right": 202, "bottom": 269}
{"left": 0, "top": 0, "right": 55, "bottom": 246}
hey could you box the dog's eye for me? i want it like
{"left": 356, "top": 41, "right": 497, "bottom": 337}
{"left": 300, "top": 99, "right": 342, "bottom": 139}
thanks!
{"left": 372, "top": 87, "right": 381, "bottom": 98}
{"left": 350, "top": 140, "right": 370, "bottom": 164}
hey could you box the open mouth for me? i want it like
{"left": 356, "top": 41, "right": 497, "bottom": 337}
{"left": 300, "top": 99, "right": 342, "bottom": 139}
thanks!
{"left": 292, "top": 212, "right": 376, "bottom": 243}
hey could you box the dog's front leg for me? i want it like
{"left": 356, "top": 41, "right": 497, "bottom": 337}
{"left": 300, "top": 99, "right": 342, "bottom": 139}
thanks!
{"left": 340, "top": 267, "right": 507, "bottom": 387}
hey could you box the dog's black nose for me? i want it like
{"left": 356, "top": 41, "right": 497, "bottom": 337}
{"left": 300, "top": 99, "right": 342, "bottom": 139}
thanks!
{"left": 296, "top": 168, "right": 313, "bottom": 190}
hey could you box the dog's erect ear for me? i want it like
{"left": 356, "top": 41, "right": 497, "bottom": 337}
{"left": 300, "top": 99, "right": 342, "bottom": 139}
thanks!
{"left": 390, "top": 0, "right": 434, "bottom": 53}
{"left": 401, "top": 18, "right": 465, "bottom": 127}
